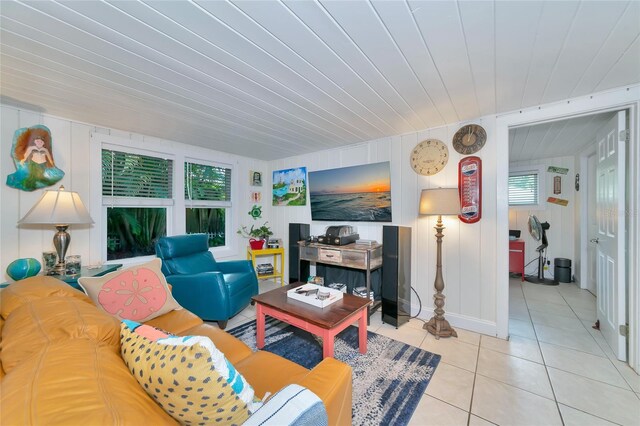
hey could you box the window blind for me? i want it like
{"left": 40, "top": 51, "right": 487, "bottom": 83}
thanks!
{"left": 185, "top": 162, "right": 232, "bottom": 202}
{"left": 102, "top": 149, "right": 173, "bottom": 199}
{"left": 509, "top": 172, "right": 538, "bottom": 206}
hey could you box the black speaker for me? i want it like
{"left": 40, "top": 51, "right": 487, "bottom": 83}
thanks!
{"left": 289, "top": 223, "right": 310, "bottom": 284}
{"left": 382, "top": 225, "right": 411, "bottom": 328}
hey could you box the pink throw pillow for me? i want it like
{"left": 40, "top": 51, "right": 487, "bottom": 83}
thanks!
{"left": 79, "top": 259, "right": 180, "bottom": 322}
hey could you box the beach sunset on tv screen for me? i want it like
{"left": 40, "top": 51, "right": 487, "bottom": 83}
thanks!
{"left": 308, "top": 161, "right": 392, "bottom": 222}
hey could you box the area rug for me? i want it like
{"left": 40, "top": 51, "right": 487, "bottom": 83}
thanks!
{"left": 228, "top": 317, "right": 441, "bottom": 425}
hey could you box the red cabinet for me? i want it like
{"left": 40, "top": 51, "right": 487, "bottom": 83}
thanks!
{"left": 509, "top": 240, "right": 525, "bottom": 281}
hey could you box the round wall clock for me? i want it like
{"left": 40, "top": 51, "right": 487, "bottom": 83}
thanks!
{"left": 410, "top": 139, "right": 449, "bottom": 176}
{"left": 452, "top": 124, "right": 487, "bottom": 155}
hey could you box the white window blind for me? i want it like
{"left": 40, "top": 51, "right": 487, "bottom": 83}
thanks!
{"left": 509, "top": 172, "right": 538, "bottom": 206}
{"left": 102, "top": 149, "right": 173, "bottom": 199}
{"left": 184, "top": 162, "right": 231, "bottom": 203}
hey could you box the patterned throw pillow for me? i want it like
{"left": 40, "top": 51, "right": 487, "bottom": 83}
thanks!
{"left": 120, "top": 320, "right": 260, "bottom": 425}
{"left": 243, "top": 384, "right": 327, "bottom": 426}
{"left": 79, "top": 259, "right": 180, "bottom": 322}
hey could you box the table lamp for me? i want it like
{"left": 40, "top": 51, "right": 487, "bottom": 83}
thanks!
{"left": 419, "top": 187, "right": 460, "bottom": 339}
{"left": 18, "top": 185, "right": 93, "bottom": 275}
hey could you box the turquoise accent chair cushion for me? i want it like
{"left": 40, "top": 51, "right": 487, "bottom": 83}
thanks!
{"left": 155, "top": 234, "right": 259, "bottom": 329}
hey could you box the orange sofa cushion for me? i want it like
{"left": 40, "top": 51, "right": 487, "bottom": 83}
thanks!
{"left": 0, "top": 275, "right": 92, "bottom": 318}
{"left": 1, "top": 339, "right": 174, "bottom": 425}
{"left": 1, "top": 296, "right": 120, "bottom": 373}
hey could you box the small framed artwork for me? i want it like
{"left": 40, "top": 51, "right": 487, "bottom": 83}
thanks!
{"left": 250, "top": 170, "right": 262, "bottom": 186}
{"left": 553, "top": 176, "right": 561, "bottom": 194}
{"left": 250, "top": 191, "right": 262, "bottom": 203}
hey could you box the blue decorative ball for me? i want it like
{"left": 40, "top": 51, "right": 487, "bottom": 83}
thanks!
{"left": 7, "top": 258, "right": 42, "bottom": 281}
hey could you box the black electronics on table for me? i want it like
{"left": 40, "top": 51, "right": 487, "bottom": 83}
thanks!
{"left": 382, "top": 225, "right": 412, "bottom": 328}
{"left": 289, "top": 223, "right": 310, "bottom": 284}
{"left": 317, "top": 225, "right": 359, "bottom": 246}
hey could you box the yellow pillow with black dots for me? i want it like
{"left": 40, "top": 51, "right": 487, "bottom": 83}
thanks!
{"left": 120, "top": 320, "right": 260, "bottom": 425}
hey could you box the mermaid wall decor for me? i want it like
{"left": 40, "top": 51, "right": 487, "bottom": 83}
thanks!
{"left": 6, "top": 125, "right": 65, "bottom": 191}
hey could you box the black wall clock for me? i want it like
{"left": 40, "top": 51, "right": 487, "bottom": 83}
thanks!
{"left": 453, "top": 124, "right": 487, "bottom": 155}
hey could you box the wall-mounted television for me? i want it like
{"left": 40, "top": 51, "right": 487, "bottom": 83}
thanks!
{"left": 308, "top": 161, "right": 392, "bottom": 222}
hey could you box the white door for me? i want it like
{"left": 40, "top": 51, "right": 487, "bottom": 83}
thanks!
{"left": 595, "top": 110, "right": 627, "bottom": 361}
{"left": 587, "top": 153, "right": 597, "bottom": 296}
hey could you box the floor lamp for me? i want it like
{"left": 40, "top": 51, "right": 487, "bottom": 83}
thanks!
{"left": 18, "top": 186, "right": 93, "bottom": 275}
{"left": 419, "top": 188, "right": 460, "bottom": 339}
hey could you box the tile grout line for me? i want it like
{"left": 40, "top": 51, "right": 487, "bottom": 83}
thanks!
{"left": 518, "top": 281, "right": 566, "bottom": 426}
{"left": 520, "top": 284, "right": 636, "bottom": 424}
{"left": 466, "top": 335, "right": 482, "bottom": 426}
{"left": 554, "top": 282, "right": 637, "bottom": 392}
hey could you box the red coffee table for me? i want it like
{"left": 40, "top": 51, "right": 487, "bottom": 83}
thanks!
{"left": 252, "top": 284, "right": 371, "bottom": 359}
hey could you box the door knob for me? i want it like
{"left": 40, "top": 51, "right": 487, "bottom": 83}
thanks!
{"left": 590, "top": 238, "right": 600, "bottom": 244}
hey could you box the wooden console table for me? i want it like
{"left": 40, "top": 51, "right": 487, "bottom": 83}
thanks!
{"left": 298, "top": 241, "right": 383, "bottom": 322}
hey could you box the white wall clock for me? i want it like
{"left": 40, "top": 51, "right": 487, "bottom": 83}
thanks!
{"left": 410, "top": 139, "right": 449, "bottom": 176}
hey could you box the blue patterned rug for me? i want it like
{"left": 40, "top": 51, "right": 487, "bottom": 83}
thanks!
{"left": 228, "top": 317, "right": 441, "bottom": 426}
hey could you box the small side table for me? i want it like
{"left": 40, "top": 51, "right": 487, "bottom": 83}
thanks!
{"left": 247, "top": 247, "right": 284, "bottom": 286}
{"left": 509, "top": 240, "right": 525, "bottom": 281}
{"left": 54, "top": 264, "right": 123, "bottom": 292}
{"left": 1, "top": 264, "right": 123, "bottom": 292}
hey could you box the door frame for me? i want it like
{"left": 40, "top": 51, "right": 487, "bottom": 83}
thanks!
{"left": 578, "top": 143, "right": 598, "bottom": 292}
{"left": 495, "top": 85, "right": 640, "bottom": 373}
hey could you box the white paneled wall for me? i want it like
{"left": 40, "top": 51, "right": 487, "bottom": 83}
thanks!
{"left": 0, "top": 106, "right": 95, "bottom": 280}
{"left": 0, "top": 104, "right": 267, "bottom": 281}
{"left": 508, "top": 156, "right": 577, "bottom": 277}
{"left": 268, "top": 117, "right": 499, "bottom": 334}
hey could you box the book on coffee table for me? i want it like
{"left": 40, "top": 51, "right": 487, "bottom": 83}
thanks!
{"left": 287, "top": 283, "right": 343, "bottom": 308}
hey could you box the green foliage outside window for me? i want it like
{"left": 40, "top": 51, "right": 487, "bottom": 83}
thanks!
{"left": 102, "top": 150, "right": 232, "bottom": 259}
{"left": 103, "top": 149, "right": 172, "bottom": 260}
{"left": 185, "top": 162, "right": 231, "bottom": 247}
{"left": 186, "top": 208, "right": 226, "bottom": 247}
{"left": 107, "top": 207, "right": 166, "bottom": 260}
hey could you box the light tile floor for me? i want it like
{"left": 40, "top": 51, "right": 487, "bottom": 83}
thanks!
{"left": 222, "top": 279, "right": 640, "bottom": 425}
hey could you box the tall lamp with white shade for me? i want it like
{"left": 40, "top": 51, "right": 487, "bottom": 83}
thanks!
{"left": 18, "top": 186, "right": 93, "bottom": 275}
{"left": 419, "top": 188, "right": 460, "bottom": 339}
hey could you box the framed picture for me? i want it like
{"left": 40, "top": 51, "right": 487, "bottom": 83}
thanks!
{"left": 307, "top": 162, "right": 392, "bottom": 222}
{"left": 250, "top": 191, "right": 262, "bottom": 203}
{"left": 250, "top": 170, "right": 262, "bottom": 186}
{"left": 273, "top": 167, "right": 307, "bottom": 206}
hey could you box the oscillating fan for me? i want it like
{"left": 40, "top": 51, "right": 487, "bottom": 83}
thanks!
{"left": 525, "top": 215, "right": 557, "bottom": 285}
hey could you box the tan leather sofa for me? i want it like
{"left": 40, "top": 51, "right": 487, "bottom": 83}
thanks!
{"left": 0, "top": 276, "right": 352, "bottom": 425}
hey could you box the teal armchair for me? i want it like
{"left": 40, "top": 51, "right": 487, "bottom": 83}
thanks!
{"left": 155, "top": 234, "right": 258, "bottom": 329}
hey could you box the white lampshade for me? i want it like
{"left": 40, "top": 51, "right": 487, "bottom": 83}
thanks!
{"left": 19, "top": 186, "right": 94, "bottom": 225}
{"left": 419, "top": 188, "right": 460, "bottom": 216}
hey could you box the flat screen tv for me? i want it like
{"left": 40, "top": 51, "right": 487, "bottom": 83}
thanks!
{"left": 308, "top": 161, "right": 392, "bottom": 222}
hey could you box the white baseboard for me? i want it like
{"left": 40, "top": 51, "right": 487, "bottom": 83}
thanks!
{"left": 409, "top": 303, "right": 499, "bottom": 338}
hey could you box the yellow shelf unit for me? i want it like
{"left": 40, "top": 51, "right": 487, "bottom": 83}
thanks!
{"left": 246, "top": 246, "right": 285, "bottom": 286}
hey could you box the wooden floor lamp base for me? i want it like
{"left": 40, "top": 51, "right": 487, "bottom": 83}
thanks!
{"left": 424, "top": 316, "right": 457, "bottom": 339}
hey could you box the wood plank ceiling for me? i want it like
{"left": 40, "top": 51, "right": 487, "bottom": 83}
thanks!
{"left": 509, "top": 111, "right": 615, "bottom": 162}
{"left": 1, "top": 1, "right": 639, "bottom": 160}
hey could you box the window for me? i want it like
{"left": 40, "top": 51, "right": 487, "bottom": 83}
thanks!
{"left": 509, "top": 171, "right": 539, "bottom": 206}
{"left": 102, "top": 149, "right": 173, "bottom": 260}
{"left": 185, "top": 161, "right": 232, "bottom": 247}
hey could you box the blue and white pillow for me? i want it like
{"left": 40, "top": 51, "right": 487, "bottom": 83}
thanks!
{"left": 243, "top": 384, "right": 328, "bottom": 426}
